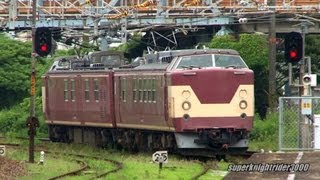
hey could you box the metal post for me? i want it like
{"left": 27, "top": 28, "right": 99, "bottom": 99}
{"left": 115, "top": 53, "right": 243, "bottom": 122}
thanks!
{"left": 299, "top": 23, "right": 309, "bottom": 149}
{"left": 29, "top": 0, "right": 37, "bottom": 163}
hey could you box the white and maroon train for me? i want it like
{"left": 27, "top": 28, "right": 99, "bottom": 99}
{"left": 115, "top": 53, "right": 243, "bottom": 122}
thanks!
{"left": 42, "top": 49, "right": 254, "bottom": 156}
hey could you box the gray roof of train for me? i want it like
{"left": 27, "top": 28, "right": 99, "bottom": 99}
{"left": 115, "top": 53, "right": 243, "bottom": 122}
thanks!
{"left": 147, "top": 49, "right": 239, "bottom": 58}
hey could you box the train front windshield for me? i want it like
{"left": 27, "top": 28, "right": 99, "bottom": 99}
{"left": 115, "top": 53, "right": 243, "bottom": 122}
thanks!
{"left": 214, "top": 54, "right": 247, "bottom": 68}
{"left": 175, "top": 54, "right": 248, "bottom": 69}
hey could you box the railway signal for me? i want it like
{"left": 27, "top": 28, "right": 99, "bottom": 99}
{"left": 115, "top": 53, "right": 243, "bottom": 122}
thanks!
{"left": 35, "top": 27, "right": 52, "bottom": 57}
{"left": 284, "top": 32, "right": 303, "bottom": 63}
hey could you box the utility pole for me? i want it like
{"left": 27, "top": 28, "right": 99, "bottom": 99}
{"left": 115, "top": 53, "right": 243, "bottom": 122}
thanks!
{"left": 268, "top": 11, "right": 277, "bottom": 112}
{"left": 28, "top": 0, "right": 37, "bottom": 163}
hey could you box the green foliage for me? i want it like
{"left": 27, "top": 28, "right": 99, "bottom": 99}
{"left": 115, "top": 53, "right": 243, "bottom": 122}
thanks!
{"left": 209, "top": 34, "right": 268, "bottom": 68}
{"left": 0, "top": 33, "right": 32, "bottom": 108}
{"left": 0, "top": 33, "right": 57, "bottom": 136}
{"left": 209, "top": 34, "right": 269, "bottom": 118}
{"left": 305, "top": 35, "right": 320, "bottom": 84}
{"left": 249, "top": 113, "right": 279, "bottom": 151}
{"left": 114, "top": 33, "right": 146, "bottom": 61}
{"left": 0, "top": 96, "right": 47, "bottom": 137}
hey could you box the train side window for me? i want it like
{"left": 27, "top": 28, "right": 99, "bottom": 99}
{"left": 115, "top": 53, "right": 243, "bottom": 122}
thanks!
{"left": 143, "top": 78, "right": 148, "bottom": 103}
{"left": 64, "top": 79, "right": 68, "bottom": 101}
{"left": 84, "top": 79, "right": 90, "bottom": 102}
{"left": 121, "top": 77, "right": 126, "bottom": 102}
{"left": 139, "top": 78, "right": 143, "bottom": 102}
{"left": 70, "top": 79, "right": 75, "bottom": 102}
{"left": 152, "top": 78, "right": 156, "bottom": 103}
{"left": 133, "top": 77, "right": 138, "bottom": 102}
{"left": 94, "top": 79, "right": 99, "bottom": 102}
{"left": 148, "top": 78, "right": 152, "bottom": 103}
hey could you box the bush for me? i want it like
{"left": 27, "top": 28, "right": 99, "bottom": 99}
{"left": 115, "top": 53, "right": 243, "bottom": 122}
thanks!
{"left": 0, "top": 97, "right": 47, "bottom": 137}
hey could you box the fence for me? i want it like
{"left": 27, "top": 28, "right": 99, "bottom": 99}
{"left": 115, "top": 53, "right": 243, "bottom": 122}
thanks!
{"left": 278, "top": 96, "right": 320, "bottom": 151}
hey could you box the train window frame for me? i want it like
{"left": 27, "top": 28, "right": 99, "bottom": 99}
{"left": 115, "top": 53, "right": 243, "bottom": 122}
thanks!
{"left": 121, "top": 77, "right": 127, "bottom": 103}
{"left": 94, "top": 79, "right": 99, "bottom": 102}
{"left": 173, "top": 54, "right": 214, "bottom": 70}
{"left": 64, "top": 79, "right": 68, "bottom": 101}
{"left": 167, "top": 57, "right": 179, "bottom": 70}
{"left": 148, "top": 78, "right": 152, "bottom": 103}
{"left": 152, "top": 77, "right": 156, "bottom": 103}
{"left": 138, "top": 78, "right": 143, "bottom": 102}
{"left": 143, "top": 78, "right": 148, "bottom": 103}
{"left": 70, "top": 79, "right": 75, "bottom": 102}
{"left": 84, "top": 79, "right": 90, "bottom": 102}
{"left": 133, "top": 77, "right": 138, "bottom": 102}
{"left": 213, "top": 54, "right": 248, "bottom": 68}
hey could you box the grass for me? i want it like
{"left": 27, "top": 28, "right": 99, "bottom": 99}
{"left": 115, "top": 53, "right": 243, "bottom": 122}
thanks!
{"left": 2, "top": 140, "right": 224, "bottom": 180}
{"left": 249, "top": 112, "right": 279, "bottom": 151}
{"left": 199, "top": 159, "right": 230, "bottom": 180}
{"left": 6, "top": 148, "right": 82, "bottom": 180}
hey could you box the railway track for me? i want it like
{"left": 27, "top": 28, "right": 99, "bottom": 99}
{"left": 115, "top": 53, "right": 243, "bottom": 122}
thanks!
{"left": 190, "top": 150, "right": 257, "bottom": 179}
{"left": 49, "top": 159, "right": 88, "bottom": 180}
{"left": 1, "top": 136, "right": 256, "bottom": 179}
{"left": 0, "top": 138, "right": 123, "bottom": 179}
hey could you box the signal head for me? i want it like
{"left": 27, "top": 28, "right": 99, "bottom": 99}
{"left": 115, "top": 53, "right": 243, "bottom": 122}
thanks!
{"left": 34, "top": 27, "right": 52, "bottom": 57}
{"left": 284, "top": 32, "right": 303, "bottom": 63}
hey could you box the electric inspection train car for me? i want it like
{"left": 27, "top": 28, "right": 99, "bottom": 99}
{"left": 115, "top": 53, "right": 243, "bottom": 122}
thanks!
{"left": 42, "top": 49, "right": 254, "bottom": 156}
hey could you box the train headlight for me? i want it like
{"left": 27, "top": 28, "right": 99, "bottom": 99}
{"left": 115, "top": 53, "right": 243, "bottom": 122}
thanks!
{"left": 239, "top": 100, "right": 248, "bottom": 109}
{"left": 239, "top": 89, "right": 247, "bottom": 98}
{"left": 182, "top": 101, "right": 191, "bottom": 110}
{"left": 182, "top": 90, "right": 191, "bottom": 99}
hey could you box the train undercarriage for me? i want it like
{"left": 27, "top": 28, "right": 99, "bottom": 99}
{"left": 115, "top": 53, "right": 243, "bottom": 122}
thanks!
{"left": 49, "top": 125, "right": 249, "bottom": 157}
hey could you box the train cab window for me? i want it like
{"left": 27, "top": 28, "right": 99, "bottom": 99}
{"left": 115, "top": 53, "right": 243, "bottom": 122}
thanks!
{"left": 94, "top": 79, "right": 99, "bottom": 101}
{"left": 133, "top": 78, "right": 138, "bottom": 102}
{"left": 84, "top": 79, "right": 90, "bottom": 101}
{"left": 64, "top": 79, "right": 68, "bottom": 101}
{"left": 138, "top": 78, "right": 143, "bottom": 102}
{"left": 176, "top": 55, "right": 213, "bottom": 69}
{"left": 70, "top": 79, "right": 75, "bottom": 101}
{"left": 152, "top": 78, "right": 156, "bottom": 102}
{"left": 214, "top": 55, "right": 247, "bottom": 68}
{"left": 121, "top": 77, "right": 126, "bottom": 102}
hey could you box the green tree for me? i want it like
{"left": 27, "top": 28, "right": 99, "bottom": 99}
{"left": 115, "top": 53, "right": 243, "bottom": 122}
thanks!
{"left": 0, "top": 33, "right": 33, "bottom": 108}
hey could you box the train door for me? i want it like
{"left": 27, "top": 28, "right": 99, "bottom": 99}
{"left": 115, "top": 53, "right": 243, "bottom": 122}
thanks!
{"left": 93, "top": 72, "right": 114, "bottom": 126}
{"left": 67, "top": 75, "right": 78, "bottom": 123}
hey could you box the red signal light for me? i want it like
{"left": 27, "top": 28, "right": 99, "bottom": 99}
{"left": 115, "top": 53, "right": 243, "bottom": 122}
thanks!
{"left": 285, "top": 32, "right": 303, "bottom": 63}
{"left": 289, "top": 50, "right": 297, "bottom": 58}
{"left": 40, "top": 44, "right": 48, "bottom": 52}
{"left": 35, "top": 27, "right": 52, "bottom": 57}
